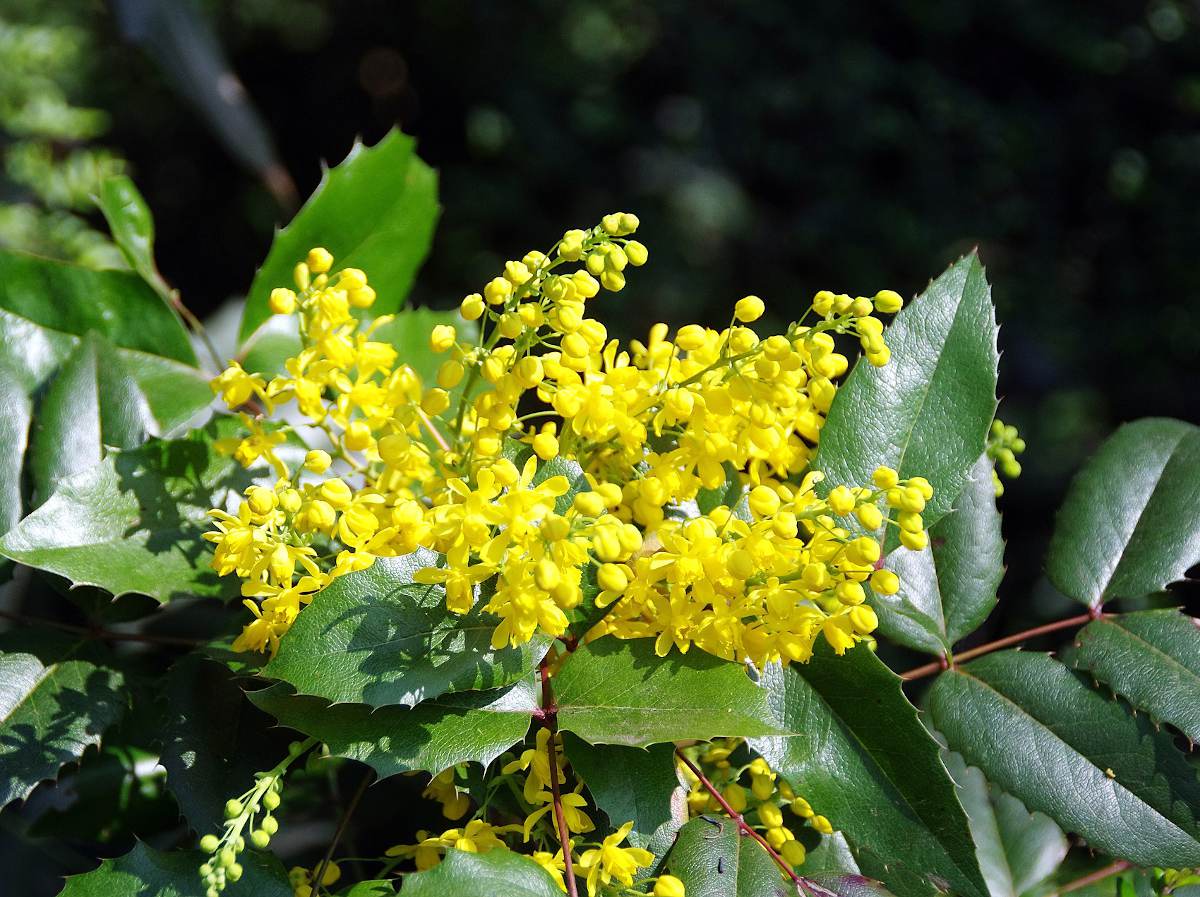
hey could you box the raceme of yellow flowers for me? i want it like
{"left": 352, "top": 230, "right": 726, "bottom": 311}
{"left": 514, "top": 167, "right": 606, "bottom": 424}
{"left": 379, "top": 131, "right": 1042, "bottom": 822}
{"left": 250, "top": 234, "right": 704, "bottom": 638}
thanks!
{"left": 205, "top": 213, "right": 934, "bottom": 670}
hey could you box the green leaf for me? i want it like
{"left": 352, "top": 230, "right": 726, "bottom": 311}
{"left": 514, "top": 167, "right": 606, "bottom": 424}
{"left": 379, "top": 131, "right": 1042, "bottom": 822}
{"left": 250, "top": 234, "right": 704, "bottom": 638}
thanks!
{"left": 749, "top": 643, "right": 987, "bottom": 897}
{"left": 813, "top": 252, "right": 998, "bottom": 540}
{"left": 248, "top": 678, "right": 536, "bottom": 778}
{"left": 0, "top": 651, "right": 124, "bottom": 808}
{"left": 873, "top": 453, "right": 1004, "bottom": 656}
{"left": 263, "top": 550, "right": 552, "bottom": 708}
{"left": 1046, "top": 419, "right": 1200, "bottom": 608}
{"left": 1069, "top": 609, "right": 1200, "bottom": 742}
{"left": 58, "top": 842, "right": 292, "bottom": 897}
{"left": 806, "top": 877, "right": 899, "bottom": 897}
{"left": 30, "top": 332, "right": 210, "bottom": 501}
{"left": 553, "top": 638, "right": 784, "bottom": 747}
{"left": 95, "top": 174, "right": 172, "bottom": 300}
{"left": 0, "top": 417, "right": 252, "bottom": 602}
{"left": 664, "top": 816, "right": 790, "bottom": 897}
{"left": 160, "top": 654, "right": 283, "bottom": 833}
{"left": 563, "top": 734, "right": 683, "bottom": 850}
{"left": 941, "top": 749, "right": 1068, "bottom": 897}
{"left": 0, "top": 248, "right": 196, "bottom": 372}
{"left": 399, "top": 848, "right": 562, "bottom": 897}
{"left": 0, "top": 370, "right": 31, "bottom": 535}
{"left": 800, "top": 834, "right": 861, "bottom": 876}
{"left": 928, "top": 650, "right": 1200, "bottom": 868}
{"left": 338, "top": 883, "right": 396, "bottom": 897}
{"left": 240, "top": 130, "right": 438, "bottom": 343}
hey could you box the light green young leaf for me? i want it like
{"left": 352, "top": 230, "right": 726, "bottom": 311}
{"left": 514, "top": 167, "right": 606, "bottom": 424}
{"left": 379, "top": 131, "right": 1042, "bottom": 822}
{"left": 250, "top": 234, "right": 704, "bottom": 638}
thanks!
{"left": 94, "top": 174, "right": 172, "bottom": 300}
{"left": 0, "top": 417, "right": 252, "bottom": 602}
{"left": 0, "top": 651, "right": 124, "bottom": 808}
{"left": 553, "top": 638, "right": 784, "bottom": 747}
{"left": 240, "top": 130, "right": 438, "bottom": 343}
{"left": 872, "top": 453, "right": 1004, "bottom": 656}
{"left": 814, "top": 252, "right": 999, "bottom": 542}
{"left": 248, "top": 678, "right": 537, "bottom": 778}
{"left": 1069, "top": 609, "right": 1200, "bottom": 742}
{"left": 57, "top": 842, "right": 291, "bottom": 897}
{"left": 929, "top": 650, "right": 1200, "bottom": 868}
{"left": 1045, "top": 419, "right": 1200, "bottom": 608}
{"left": 263, "top": 550, "right": 551, "bottom": 708}
{"left": 749, "top": 643, "right": 988, "bottom": 897}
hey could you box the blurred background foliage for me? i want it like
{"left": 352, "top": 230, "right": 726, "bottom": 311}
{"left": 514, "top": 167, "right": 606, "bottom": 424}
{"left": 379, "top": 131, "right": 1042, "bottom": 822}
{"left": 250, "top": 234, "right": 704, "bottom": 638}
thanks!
{"left": 2, "top": 0, "right": 1199, "bottom": 889}
{"left": 3, "top": 0, "right": 1198, "bottom": 647}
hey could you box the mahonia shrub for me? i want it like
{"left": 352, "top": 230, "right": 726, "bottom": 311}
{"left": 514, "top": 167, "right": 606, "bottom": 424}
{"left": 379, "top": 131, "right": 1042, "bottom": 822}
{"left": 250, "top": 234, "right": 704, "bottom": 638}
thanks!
{"left": 0, "top": 133, "right": 1197, "bottom": 897}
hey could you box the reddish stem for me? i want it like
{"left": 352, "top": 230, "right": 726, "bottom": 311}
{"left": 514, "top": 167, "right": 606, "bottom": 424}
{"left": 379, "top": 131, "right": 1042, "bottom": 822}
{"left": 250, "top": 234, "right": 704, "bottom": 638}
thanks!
{"left": 1055, "top": 860, "right": 1132, "bottom": 895}
{"left": 539, "top": 659, "right": 579, "bottom": 897}
{"left": 675, "top": 749, "right": 813, "bottom": 895}
{"left": 900, "top": 613, "right": 1095, "bottom": 681}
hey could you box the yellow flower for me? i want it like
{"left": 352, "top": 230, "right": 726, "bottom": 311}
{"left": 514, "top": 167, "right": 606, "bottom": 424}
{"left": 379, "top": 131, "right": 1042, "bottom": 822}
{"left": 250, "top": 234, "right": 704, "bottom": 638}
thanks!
{"left": 576, "top": 821, "right": 654, "bottom": 897}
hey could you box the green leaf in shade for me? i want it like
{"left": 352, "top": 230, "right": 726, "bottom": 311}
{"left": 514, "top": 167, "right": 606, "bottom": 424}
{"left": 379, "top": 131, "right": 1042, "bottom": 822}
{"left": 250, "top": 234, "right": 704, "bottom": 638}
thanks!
{"left": 813, "top": 253, "right": 998, "bottom": 541}
{"left": 553, "top": 638, "right": 784, "bottom": 748}
{"left": 1069, "top": 609, "right": 1200, "bottom": 742}
{"left": 240, "top": 130, "right": 438, "bottom": 343}
{"left": 928, "top": 650, "right": 1200, "bottom": 868}
{"left": 941, "top": 749, "right": 1068, "bottom": 897}
{"left": 247, "top": 678, "right": 537, "bottom": 778}
{"left": 57, "top": 842, "right": 291, "bottom": 897}
{"left": 563, "top": 734, "right": 683, "bottom": 850}
{"left": 664, "top": 816, "right": 790, "bottom": 897}
{"left": 800, "top": 834, "right": 861, "bottom": 876}
{"left": 806, "top": 876, "right": 899, "bottom": 897}
{"left": 263, "top": 550, "right": 551, "bottom": 708}
{"left": 95, "top": 175, "right": 172, "bottom": 300}
{"left": 0, "top": 418, "right": 253, "bottom": 602}
{"left": 399, "top": 848, "right": 562, "bottom": 897}
{"left": 0, "top": 651, "right": 124, "bottom": 808}
{"left": 0, "top": 370, "right": 31, "bottom": 535}
{"left": 872, "top": 453, "right": 1004, "bottom": 656}
{"left": 160, "top": 654, "right": 282, "bottom": 833}
{"left": 29, "top": 332, "right": 211, "bottom": 501}
{"left": 749, "top": 643, "right": 987, "bottom": 897}
{"left": 1046, "top": 418, "right": 1200, "bottom": 608}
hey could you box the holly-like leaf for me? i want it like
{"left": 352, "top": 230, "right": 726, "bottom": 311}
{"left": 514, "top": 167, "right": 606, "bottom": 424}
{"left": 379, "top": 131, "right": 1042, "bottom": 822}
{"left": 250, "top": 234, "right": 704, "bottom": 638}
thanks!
{"left": 0, "top": 417, "right": 252, "bottom": 602}
{"left": 941, "top": 749, "right": 1068, "bottom": 897}
{"left": 30, "top": 332, "right": 211, "bottom": 501}
{"left": 160, "top": 654, "right": 283, "bottom": 833}
{"left": 0, "top": 651, "right": 124, "bottom": 808}
{"left": 0, "top": 248, "right": 196, "bottom": 373}
{"left": 563, "top": 734, "right": 683, "bottom": 850}
{"left": 0, "top": 371, "right": 31, "bottom": 536}
{"left": 240, "top": 130, "right": 438, "bottom": 343}
{"left": 1069, "top": 609, "right": 1200, "bottom": 742}
{"left": 553, "top": 638, "right": 784, "bottom": 748}
{"left": 805, "top": 877, "right": 899, "bottom": 897}
{"left": 95, "top": 174, "right": 173, "bottom": 300}
{"left": 749, "top": 643, "right": 987, "bottom": 897}
{"left": 664, "top": 816, "right": 790, "bottom": 897}
{"left": 57, "top": 842, "right": 291, "bottom": 897}
{"left": 248, "top": 678, "right": 537, "bottom": 778}
{"left": 813, "top": 252, "right": 998, "bottom": 540}
{"left": 399, "top": 847, "right": 562, "bottom": 897}
{"left": 929, "top": 650, "right": 1200, "bottom": 868}
{"left": 1046, "top": 418, "right": 1200, "bottom": 608}
{"left": 263, "top": 550, "right": 552, "bottom": 708}
{"left": 338, "top": 883, "right": 396, "bottom": 897}
{"left": 872, "top": 453, "right": 1004, "bottom": 656}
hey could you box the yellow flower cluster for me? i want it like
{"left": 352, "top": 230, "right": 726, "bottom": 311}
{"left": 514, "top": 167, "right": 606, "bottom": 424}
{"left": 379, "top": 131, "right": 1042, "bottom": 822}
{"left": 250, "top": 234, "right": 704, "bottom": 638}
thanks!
{"left": 385, "top": 731, "right": 673, "bottom": 896}
{"left": 680, "top": 738, "right": 835, "bottom": 873}
{"left": 206, "top": 214, "right": 931, "bottom": 667}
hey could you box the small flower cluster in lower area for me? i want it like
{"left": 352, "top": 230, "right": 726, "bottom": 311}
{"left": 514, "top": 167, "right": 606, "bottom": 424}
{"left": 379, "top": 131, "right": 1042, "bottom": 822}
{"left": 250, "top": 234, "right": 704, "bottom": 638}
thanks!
{"left": 205, "top": 214, "right": 934, "bottom": 670}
